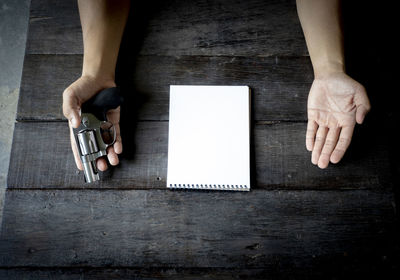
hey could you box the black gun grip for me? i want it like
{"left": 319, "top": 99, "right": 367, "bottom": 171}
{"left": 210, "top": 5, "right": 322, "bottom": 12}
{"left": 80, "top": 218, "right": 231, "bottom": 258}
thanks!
{"left": 81, "top": 87, "right": 123, "bottom": 121}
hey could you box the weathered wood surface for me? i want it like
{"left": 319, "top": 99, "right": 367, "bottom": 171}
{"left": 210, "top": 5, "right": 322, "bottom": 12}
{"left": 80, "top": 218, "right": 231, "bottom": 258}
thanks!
{"left": 1, "top": 265, "right": 397, "bottom": 280}
{"left": 3, "top": 0, "right": 399, "bottom": 277}
{"left": 17, "top": 54, "right": 312, "bottom": 121}
{"left": 0, "top": 189, "right": 397, "bottom": 268}
{"left": 0, "top": 268, "right": 314, "bottom": 280}
{"left": 26, "top": 0, "right": 307, "bottom": 56}
{"left": 7, "top": 122, "right": 392, "bottom": 190}
{"left": 0, "top": 268, "right": 306, "bottom": 280}
{"left": 0, "top": 268, "right": 275, "bottom": 280}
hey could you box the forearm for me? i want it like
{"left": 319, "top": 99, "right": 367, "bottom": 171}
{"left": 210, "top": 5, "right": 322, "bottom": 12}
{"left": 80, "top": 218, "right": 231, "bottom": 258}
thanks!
{"left": 296, "top": 0, "right": 344, "bottom": 78}
{"left": 78, "top": 0, "right": 130, "bottom": 81}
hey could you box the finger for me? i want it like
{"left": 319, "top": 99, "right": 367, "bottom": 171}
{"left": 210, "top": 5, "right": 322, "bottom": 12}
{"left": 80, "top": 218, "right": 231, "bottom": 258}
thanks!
{"left": 318, "top": 127, "right": 340, "bottom": 169}
{"left": 356, "top": 105, "right": 369, "bottom": 124}
{"left": 330, "top": 125, "right": 354, "bottom": 164}
{"left": 306, "top": 120, "right": 318, "bottom": 151}
{"left": 107, "top": 146, "right": 120, "bottom": 166}
{"left": 354, "top": 86, "right": 371, "bottom": 124}
{"left": 113, "top": 123, "right": 123, "bottom": 154}
{"left": 106, "top": 106, "right": 120, "bottom": 125}
{"left": 93, "top": 106, "right": 121, "bottom": 172}
{"left": 63, "top": 89, "right": 81, "bottom": 128}
{"left": 69, "top": 125, "right": 83, "bottom": 170}
{"left": 106, "top": 106, "right": 122, "bottom": 154}
{"left": 311, "top": 126, "right": 328, "bottom": 165}
{"left": 96, "top": 158, "right": 108, "bottom": 171}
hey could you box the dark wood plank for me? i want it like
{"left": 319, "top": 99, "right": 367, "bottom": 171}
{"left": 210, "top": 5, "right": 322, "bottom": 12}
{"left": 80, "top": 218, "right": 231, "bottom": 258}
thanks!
{"left": 0, "top": 268, "right": 270, "bottom": 280}
{"left": 1, "top": 264, "right": 398, "bottom": 280}
{"left": 7, "top": 121, "right": 167, "bottom": 189}
{"left": 26, "top": 0, "right": 307, "bottom": 56}
{"left": 17, "top": 54, "right": 312, "bottom": 121}
{"left": 7, "top": 122, "right": 392, "bottom": 190}
{"left": 0, "top": 268, "right": 300, "bottom": 280}
{"left": 0, "top": 189, "right": 397, "bottom": 269}
{"left": 26, "top": 0, "right": 81, "bottom": 54}
{"left": 17, "top": 55, "right": 82, "bottom": 121}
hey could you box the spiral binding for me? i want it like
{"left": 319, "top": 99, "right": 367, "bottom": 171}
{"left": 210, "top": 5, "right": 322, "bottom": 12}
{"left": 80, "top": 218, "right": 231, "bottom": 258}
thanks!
{"left": 168, "top": 183, "right": 249, "bottom": 191}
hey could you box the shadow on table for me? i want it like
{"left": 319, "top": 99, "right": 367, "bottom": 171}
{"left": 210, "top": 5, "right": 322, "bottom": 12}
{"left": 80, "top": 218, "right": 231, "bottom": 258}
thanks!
{"left": 343, "top": 1, "right": 399, "bottom": 215}
{"left": 100, "top": 1, "right": 165, "bottom": 180}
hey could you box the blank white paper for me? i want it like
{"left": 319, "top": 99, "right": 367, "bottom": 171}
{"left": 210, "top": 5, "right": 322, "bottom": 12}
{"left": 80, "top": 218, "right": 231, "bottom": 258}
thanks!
{"left": 167, "top": 85, "right": 251, "bottom": 191}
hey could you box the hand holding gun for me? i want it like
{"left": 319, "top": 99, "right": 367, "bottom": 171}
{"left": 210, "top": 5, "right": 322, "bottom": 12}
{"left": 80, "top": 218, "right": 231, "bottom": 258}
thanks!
{"left": 72, "top": 87, "right": 123, "bottom": 182}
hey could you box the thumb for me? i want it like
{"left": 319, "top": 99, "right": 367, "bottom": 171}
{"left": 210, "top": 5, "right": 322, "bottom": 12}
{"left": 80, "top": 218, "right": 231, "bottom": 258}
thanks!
{"left": 354, "top": 85, "right": 371, "bottom": 124}
{"left": 356, "top": 105, "right": 369, "bottom": 124}
{"left": 62, "top": 88, "right": 81, "bottom": 128}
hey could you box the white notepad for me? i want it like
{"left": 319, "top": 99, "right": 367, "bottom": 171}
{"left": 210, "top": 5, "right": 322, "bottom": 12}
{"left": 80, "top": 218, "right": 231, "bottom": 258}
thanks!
{"left": 167, "top": 85, "right": 251, "bottom": 191}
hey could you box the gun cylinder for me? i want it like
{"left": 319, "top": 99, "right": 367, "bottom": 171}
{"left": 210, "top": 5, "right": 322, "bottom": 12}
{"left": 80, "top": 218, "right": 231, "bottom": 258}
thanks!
{"left": 77, "top": 129, "right": 100, "bottom": 182}
{"left": 77, "top": 130, "right": 99, "bottom": 155}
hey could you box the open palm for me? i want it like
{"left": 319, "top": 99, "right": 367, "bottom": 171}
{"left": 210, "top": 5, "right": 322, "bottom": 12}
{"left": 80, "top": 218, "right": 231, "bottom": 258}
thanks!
{"left": 306, "top": 72, "right": 370, "bottom": 168}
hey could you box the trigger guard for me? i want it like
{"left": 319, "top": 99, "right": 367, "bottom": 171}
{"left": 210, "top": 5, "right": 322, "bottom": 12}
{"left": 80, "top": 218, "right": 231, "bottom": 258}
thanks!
{"left": 100, "top": 121, "right": 117, "bottom": 148}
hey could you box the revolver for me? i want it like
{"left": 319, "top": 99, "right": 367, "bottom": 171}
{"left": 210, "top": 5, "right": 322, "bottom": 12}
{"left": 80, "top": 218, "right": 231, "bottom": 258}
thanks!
{"left": 73, "top": 87, "right": 123, "bottom": 183}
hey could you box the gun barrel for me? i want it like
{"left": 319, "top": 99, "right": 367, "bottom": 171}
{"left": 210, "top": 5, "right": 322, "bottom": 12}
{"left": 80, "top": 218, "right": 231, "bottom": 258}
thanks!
{"left": 82, "top": 161, "right": 100, "bottom": 183}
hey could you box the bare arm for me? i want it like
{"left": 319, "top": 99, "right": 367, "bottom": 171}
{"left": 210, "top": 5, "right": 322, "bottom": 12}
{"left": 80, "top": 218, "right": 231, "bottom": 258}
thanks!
{"left": 79, "top": 0, "right": 130, "bottom": 81}
{"left": 296, "top": 0, "right": 344, "bottom": 77}
{"left": 62, "top": 0, "right": 130, "bottom": 171}
{"left": 296, "top": 0, "right": 370, "bottom": 168}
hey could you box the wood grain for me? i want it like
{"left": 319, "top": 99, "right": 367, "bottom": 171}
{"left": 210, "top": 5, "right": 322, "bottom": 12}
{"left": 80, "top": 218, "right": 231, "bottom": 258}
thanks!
{"left": 0, "top": 189, "right": 397, "bottom": 268}
{"left": 0, "top": 268, "right": 314, "bottom": 280}
{"left": 3, "top": 0, "right": 398, "bottom": 277}
{"left": 17, "top": 54, "right": 312, "bottom": 121}
{"left": 1, "top": 265, "right": 398, "bottom": 280}
{"left": 7, "top": 122, "right": 392, "bottom": 190}
{"left": 26, "top": 0, "right": 308, "bottom": 56}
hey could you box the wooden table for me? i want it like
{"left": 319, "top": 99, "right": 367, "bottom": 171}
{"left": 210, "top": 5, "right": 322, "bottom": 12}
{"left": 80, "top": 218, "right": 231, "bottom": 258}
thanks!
{"left": 1, "top": 0, "right": 399, "bottom": 278}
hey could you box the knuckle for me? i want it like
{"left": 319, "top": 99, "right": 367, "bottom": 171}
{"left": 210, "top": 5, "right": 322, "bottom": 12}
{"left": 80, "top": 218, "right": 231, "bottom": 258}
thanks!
{"left": 320, "top": 152, "right": 331, "bottom": 158}
{"left": 338, "top": 137, "right": 350, "bottom": 146}
{"left": 62, "top": 89, "right": 73, "bottom": 115}
{"left": 333, "top": 148, "right": 346, "bottom": 154}
{"left": 62, "top": 88, "right": 74, "bottom": 99}
{"left": 62, "top": 107, "right": 69, "bottom": 118}
{"left": 324, "top": 139, "right": 335, "bottom": 147}
{"left": 306, "top": 129, "right": 316, "bottom": 135}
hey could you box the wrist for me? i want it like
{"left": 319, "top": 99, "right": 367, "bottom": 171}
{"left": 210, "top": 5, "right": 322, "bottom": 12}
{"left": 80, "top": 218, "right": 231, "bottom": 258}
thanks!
{"left": 313, "top": 59, "right": 345, "bottom": 79}
{"left": 81, "top": 67, "right": 115, "bottom": 85}
{"left": 82, "top": 55, "right": 116, "bottom": 83}
{"left": 79, "top": 74, "right": 116, "bottom": 88}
